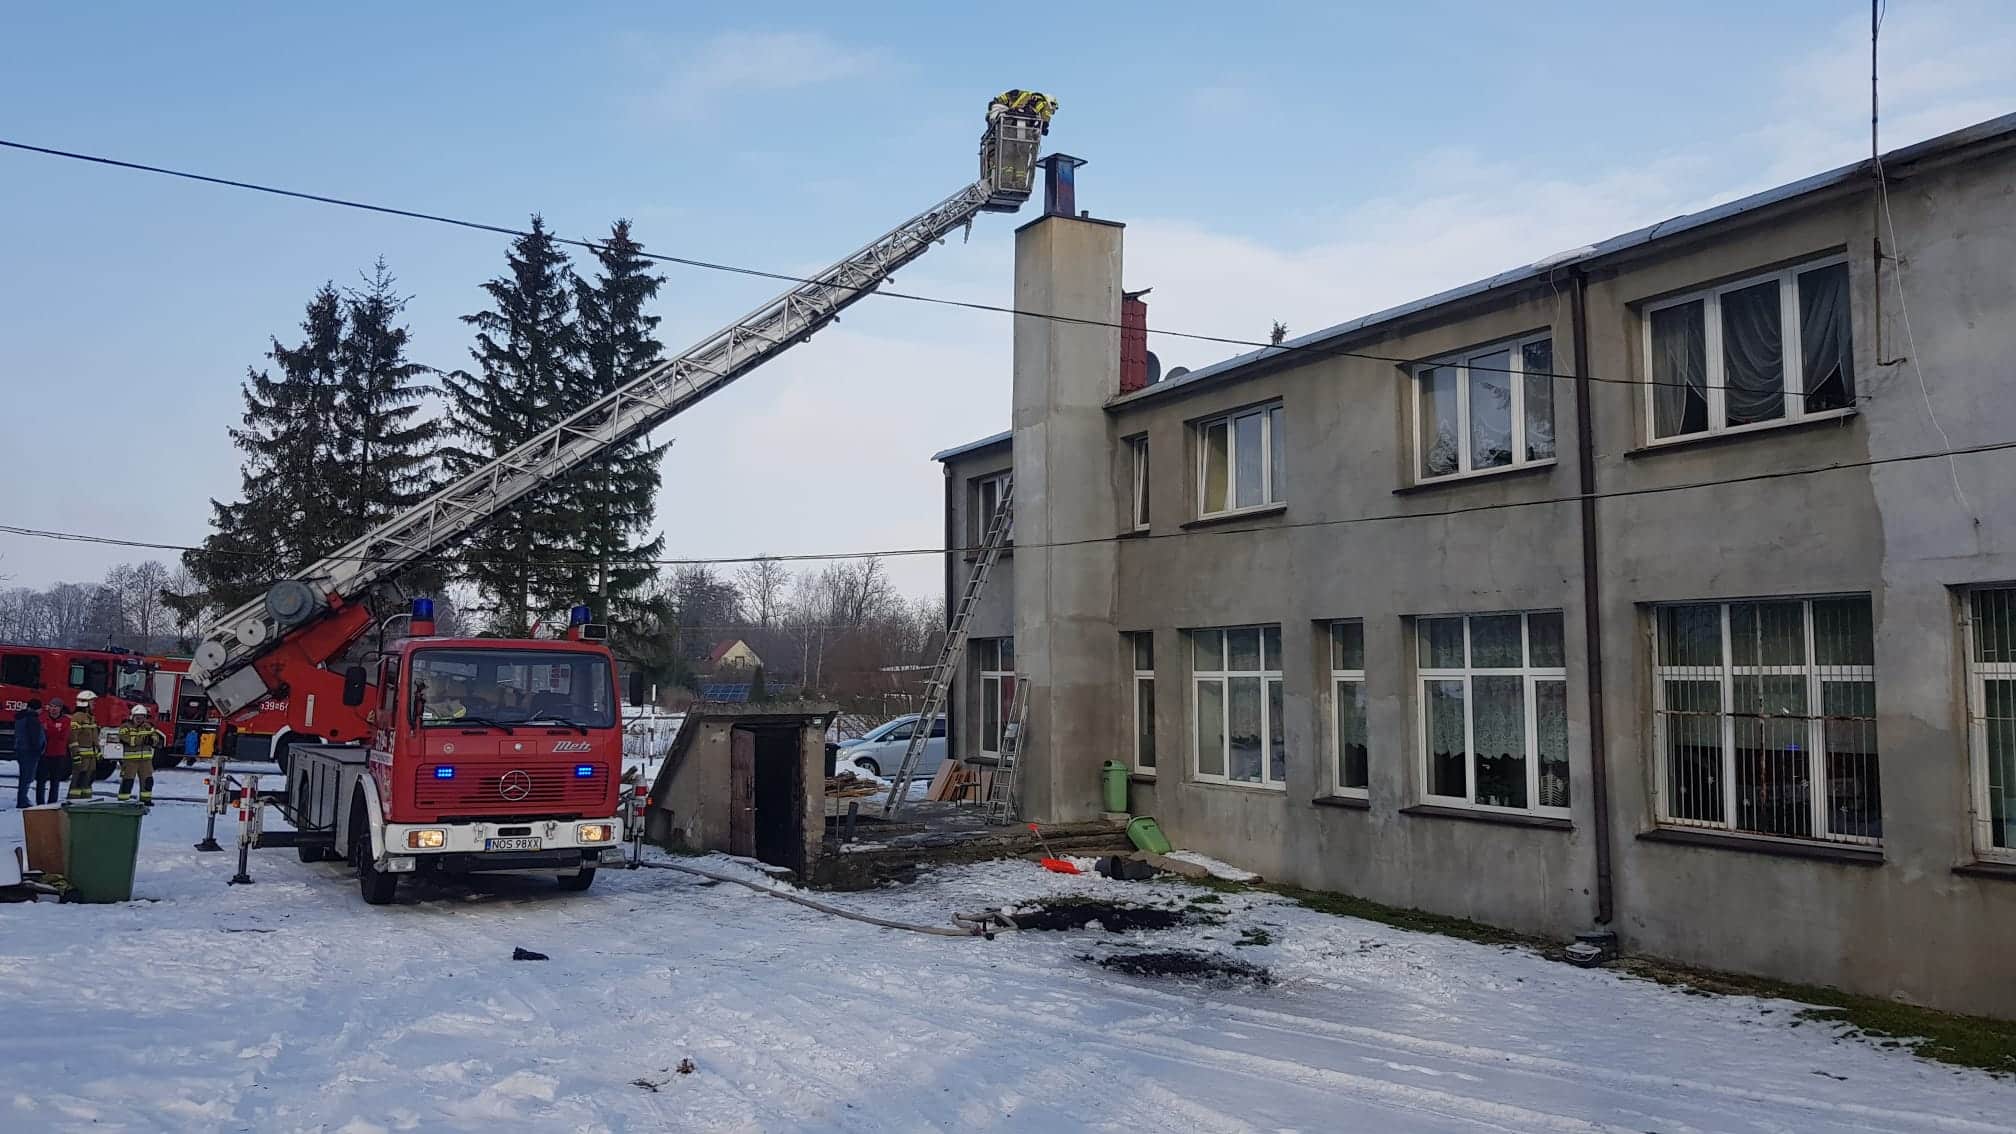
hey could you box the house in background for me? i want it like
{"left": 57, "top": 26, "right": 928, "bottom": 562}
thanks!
{"left": 706, "top": 639, "right": 764, "bottom": 673}
{"left": 937, "top": 113, "right": 2016, "bottom": 1019}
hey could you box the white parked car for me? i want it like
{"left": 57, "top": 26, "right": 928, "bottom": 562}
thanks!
{"left": 837, "top": 713, "right": 946, "bottom": 778}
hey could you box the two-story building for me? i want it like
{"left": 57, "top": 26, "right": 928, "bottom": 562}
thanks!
{"left": 935, "top": 113, "right": 2016, "bottom": 1019}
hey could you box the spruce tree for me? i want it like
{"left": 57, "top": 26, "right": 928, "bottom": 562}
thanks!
{"left": 338, "top": 260, "right": 445, "bottom": 594}
{"left": 440, "top": 217, "right": 582, "bottom": 634}
{"left": 338, "top": 260, "right": 441, "bottom": 533}
{"left": 173, "top": 286, "right": 347, "bottom": 618}
{"left": 569, "top": 219, "right": 670, "bottom": 623}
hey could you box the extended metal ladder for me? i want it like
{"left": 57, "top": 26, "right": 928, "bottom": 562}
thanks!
{"left": 190, "top": 104, "right": 1052, "bottom": 715}
{"left": 883, "top": 477, "right": 1014, "bottom": 815}
{"left": 982, "top": 674, "right": 1031, "bottom": 821}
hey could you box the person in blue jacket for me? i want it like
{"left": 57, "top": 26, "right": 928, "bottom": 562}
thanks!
{"left": 12, "top": 697, "right": 47, "bottom": 809}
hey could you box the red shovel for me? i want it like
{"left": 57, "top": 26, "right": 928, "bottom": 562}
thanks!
{"left": 1028, "top": 823, "right": 1082, "bottom": 874}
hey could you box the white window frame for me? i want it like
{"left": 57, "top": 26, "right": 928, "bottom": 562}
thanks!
{"left": 970, "top": 472, "right": 1011, "bottom": 547}
{"left": 1640, "top": 254, "right": 1855, "bottom": 445}
{"left": 1128, "top": 631, "right": 1156, "bottom": 774}
{"left": 1410, "top": 332, "right": 1556, "bottom": 482}
{"left": 1191, "top": 625, "right": 1286, "bottom": 790}
{"left": 1328, "top": 620, "right": 1368, "bottom": 799}
{"left": 1128, "top": 435, "right": 1150, "bottom": 532}
{"left": 1651, "top": 597, "right": 1880, "bottom": 847}
{"left": 1195, "top": 403, "right": 1285, "bottom": 518}
{"left": 1964, "top": 586, "right": 2016, "bottom": 864}
{"left": 1416, "top": 611, "right": 1570, "bottom": 818}
{"left": 976, "top": 637, "right": 1015, "bottom": 757}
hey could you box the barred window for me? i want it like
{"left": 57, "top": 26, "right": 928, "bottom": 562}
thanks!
{"left": 1967, "top": 588, "right": 2016, "bottom": 861}
{"left": 1653, "top": 597, "right": 1879, "bottom": 845}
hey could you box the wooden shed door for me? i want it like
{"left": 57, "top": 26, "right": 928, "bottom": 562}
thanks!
{"left": 728, "top": 727, "right": 756, "bottom": 858}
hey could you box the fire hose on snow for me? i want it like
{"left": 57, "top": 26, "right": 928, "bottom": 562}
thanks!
{"left": 630, "top": 859, "right": 1017, "bottom": 938}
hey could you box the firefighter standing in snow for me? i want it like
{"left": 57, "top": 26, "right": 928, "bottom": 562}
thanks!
{"left": 115, "top": 704, "right": 165, "bottom": 804}
{"left": 68, "top": 691, "right": 101, "bottom": 801}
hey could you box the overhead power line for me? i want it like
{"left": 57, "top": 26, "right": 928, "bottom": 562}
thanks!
{"left": 4, "top": 434, "right": 2009, "bottom": 571}
{"left": 0, "top": 136, "right": 1844, "bottom": 400}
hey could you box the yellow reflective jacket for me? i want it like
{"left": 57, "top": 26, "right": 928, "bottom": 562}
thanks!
{"left": 70, "top": 711, "right": 100, "bottom": 756}
{"left": 117, "top": 723, "right": 164, "bottom": 756}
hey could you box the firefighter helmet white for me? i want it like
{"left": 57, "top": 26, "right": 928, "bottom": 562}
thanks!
{"left": 75, "top": 690, "right": 98, "bottom": 704}
{"left": 128, "top": 703, "right": 150, "bottom": 717}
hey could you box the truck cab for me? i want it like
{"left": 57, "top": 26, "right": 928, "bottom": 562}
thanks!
{"left": 2, "top": 644, "right": 157, "bottom": 769}
{"left": 298, "top": 631, "right": 627, "bottom": 904}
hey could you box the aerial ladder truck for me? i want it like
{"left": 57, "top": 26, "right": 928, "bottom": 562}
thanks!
{"left": 185, "top": 96, "right": 1050, "bottom": 903}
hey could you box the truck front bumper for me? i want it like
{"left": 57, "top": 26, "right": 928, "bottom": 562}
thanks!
{"left": 381, "top": 818, "right": 626, "bottom": 874}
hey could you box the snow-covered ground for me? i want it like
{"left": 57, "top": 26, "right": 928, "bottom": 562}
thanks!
{"left": 2, "top": 793, "right": 2012, "bottom": 1133}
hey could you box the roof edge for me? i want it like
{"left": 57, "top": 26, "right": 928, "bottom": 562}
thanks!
{"left": 932, "top": 429, "right": 1012, "bottom": 463}
{"left": 1107, "top": 110, "right": 2016, "bottom": 411}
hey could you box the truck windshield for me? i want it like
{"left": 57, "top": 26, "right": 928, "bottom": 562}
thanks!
{"left": 409, "top": 649, "right": 614, "bottom": 729}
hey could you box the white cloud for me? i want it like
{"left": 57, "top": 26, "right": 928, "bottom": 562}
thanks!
{"left": 646, "top": 30, "right": 889, "bottom": 120}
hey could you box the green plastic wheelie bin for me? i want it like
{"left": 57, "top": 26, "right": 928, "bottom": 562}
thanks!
{"left": 61, "top": 802, "right": 145, "bottom": 903}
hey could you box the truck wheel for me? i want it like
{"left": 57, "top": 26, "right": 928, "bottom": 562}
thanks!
{"left": 557, "top": 867, "right": 596, "bottom": 892}
{"left": 152, "top": 752, "right": 182, "bottom": 772}
{"left": 94, "top": 758, "right": 119, "bottom": 782}
{"left": 297, "top": 841, "right": 331, "bottom": 864}
{"left": 350, "top": 800, "right": 397, "bottom": 905}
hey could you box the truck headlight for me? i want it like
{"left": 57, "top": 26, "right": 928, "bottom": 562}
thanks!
{"left": 577, "top": 823, "right": 614, "bottom": 844}
{"left": 406, "top": 829, "right": 446, "bottom": 849}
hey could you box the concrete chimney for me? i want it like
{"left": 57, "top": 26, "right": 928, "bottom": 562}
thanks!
{"left": 1011, "top": 208, "right": 1123, "bottom": 823}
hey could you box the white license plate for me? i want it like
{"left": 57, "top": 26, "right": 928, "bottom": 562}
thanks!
{"left": 485, "top": 837, "right": 543, "bottom": 851}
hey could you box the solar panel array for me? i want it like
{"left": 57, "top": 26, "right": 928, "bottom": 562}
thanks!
{"left": 699, "top": 682, "right": 752, "bottom": 702}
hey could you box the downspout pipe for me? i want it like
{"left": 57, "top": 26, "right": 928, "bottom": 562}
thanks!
{"left": 1570, "top": 266, "right": 1615, "bottom": 927}
{"left": 942, "top": 462, "right": 959, "bottom": 759}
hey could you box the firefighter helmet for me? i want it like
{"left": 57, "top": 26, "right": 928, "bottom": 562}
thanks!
{"left": 75, "top": 690, "right": 98, "bottom": 704}
{"left": 128, "top": 703, "right": 150, "bottom": 717}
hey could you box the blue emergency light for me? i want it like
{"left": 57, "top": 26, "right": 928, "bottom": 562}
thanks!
{"left": 433, "top": 765, "right": 456, "bottom": 780}
{"left": 569, "top": 604, "right": 593, "bottom": 626}
{"left": 412, "top": 597, "right": 435, "bottom": 620}
{"left": 574, "top": 764, "right": 595, "bottom": 778}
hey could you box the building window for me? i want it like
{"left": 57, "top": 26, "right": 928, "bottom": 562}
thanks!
{"left": 1197, "top": 404, "right": 1285, "bottom": 517}
{"left": 1329, "top": 620, "right": 1368, "bottom": 797}
{"left": 1414, "top": 334, "right": 1555, "bottom": 481}
{"left": 1128, "top": 631, "right": 1156, "bottom": 772}
{"left": 1128, "top": 436, "right": 1150, "bottom": 531}
{"left": 1645, "top": 257, "right": 1854, "bottom": 442}
{"left": 975, "top": 637, "right": 1016, "bottom": 756}
{"left": 1192, "top": 625, "right": 1285, "bottom": 788}
{"left": 1652, "top": 597, "right": 1879, "bottom": 845}
{"left": 1417, "top": 611, "right": 1568, "bottom": 815}
{"left": 1967, "top": 587, "right": 2016, "bottom": 862}
{"left": 970, "top": 473, "right": 1011, "bottom": 547}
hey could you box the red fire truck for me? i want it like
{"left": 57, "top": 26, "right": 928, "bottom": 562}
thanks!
{"left": 188, "top": 95, "right": 1046, "bottom": 903}
{"left": 2, "top": 644, "right": 160, "bottom": 775}
{"left": 281, "top": 602, "right": 625, "bottom": 903}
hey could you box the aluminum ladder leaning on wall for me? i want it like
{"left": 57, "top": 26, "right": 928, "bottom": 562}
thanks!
{"left": 882, "top": 477, "right": 1014, "bottom": 816}
{"left": 981, "top": 675, "right": 1031, "bottom": 822}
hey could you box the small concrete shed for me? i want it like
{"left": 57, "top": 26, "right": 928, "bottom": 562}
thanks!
{"left": 642, "top": 701, "right": 836, "bottom": 878}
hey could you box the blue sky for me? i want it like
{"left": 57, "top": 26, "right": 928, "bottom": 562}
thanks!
{"left": 3, "top": 0, "right": 2012, "bottom": 602}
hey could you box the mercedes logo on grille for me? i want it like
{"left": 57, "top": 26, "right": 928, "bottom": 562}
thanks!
{"left": 499, "top": 770, "right": 533, "bottom": 802}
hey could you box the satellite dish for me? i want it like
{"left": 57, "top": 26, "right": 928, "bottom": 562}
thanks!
{"left": 1145, "top": 351, "right": 1163, "bottom": 385}
{"left": 1165, "top": 366, "right": 1191, "bottom": 382}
